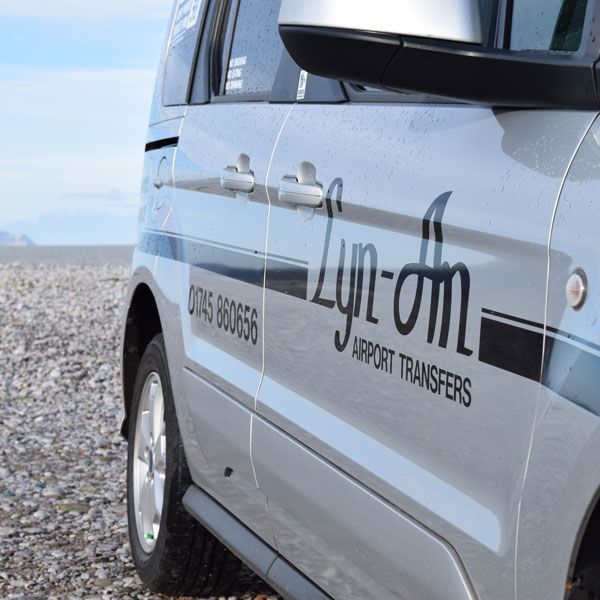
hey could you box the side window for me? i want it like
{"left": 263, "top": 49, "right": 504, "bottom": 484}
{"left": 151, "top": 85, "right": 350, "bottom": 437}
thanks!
{"left": 216, "top": 0, "right": 283, "bottom": 99}
{"left": 510, "top": 0, "right": 589, "bottom": 51}
{"left": 163, "top": 0, "right": 207, "bottom": 106}
{"left": 478, "top": 0, "right": 498, "bottom": 44}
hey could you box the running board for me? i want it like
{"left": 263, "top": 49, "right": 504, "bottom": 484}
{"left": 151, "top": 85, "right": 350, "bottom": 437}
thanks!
{"left": 183, "top": 485, "right": 332, "bottom": 600}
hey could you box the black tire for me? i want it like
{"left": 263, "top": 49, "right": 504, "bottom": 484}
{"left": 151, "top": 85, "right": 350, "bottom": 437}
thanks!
{"left": 568, "top": 559, "right": 600, "bottom": 599}
{"left": 567, "top": 567, "right": 600, "bottom": 599}
{"left": 127, "top": 334, "right": 242, "bottom": 597}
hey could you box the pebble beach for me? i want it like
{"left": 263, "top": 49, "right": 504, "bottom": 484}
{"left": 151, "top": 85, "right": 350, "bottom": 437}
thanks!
{"left": 0, "top": 255, "right": 276, "bottom": 600}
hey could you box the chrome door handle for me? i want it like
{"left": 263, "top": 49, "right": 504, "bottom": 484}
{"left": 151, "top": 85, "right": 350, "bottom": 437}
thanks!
{"left": 278, "top": 177, "right": 323, "bottom": 208}
{"left": 221, "top": 168, "right": 254, "bottom": 193}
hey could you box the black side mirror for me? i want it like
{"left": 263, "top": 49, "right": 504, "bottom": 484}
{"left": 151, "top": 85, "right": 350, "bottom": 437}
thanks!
{"left": 278, "top": 0, "right": 600, "bottom": 109}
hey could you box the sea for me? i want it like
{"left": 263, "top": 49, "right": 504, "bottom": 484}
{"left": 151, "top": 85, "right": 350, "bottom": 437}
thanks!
{"left": 0, "top": 246, "right": 134, "bottom": 266}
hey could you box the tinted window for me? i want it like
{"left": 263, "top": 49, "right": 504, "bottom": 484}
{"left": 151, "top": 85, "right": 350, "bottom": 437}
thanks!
{"left": 163, "top": 0, "right": 207, "bottom": 106}
{"left": 222, "top": 0, "right": 283, "bottom": 97}
{"left": 510, "top": 0, "right": 588, "bottom": 51}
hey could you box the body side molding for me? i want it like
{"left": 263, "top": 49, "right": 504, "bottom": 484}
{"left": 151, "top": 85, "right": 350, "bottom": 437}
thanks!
{"left": 182, "top": 485, "right": 332, "bottom": 600}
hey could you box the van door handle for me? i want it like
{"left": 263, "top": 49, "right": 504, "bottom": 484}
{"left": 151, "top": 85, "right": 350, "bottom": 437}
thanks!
{"left": 221, "top": 168, "right": 254, "bottom": 193}
{"left": 221, "top": 154, "right": 254, "bottom": 194}
{"left": 278, "top": 177, "right": 323, "bottom": 208}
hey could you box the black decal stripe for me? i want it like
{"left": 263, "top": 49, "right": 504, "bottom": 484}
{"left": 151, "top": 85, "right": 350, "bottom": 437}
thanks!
{"left": 483, "top": 307, "right": 600, "bottom": 357}
{"left": 265, "top": 258, "right": 308, "bottom": 301}
{"left": 480, "top": 311, "right": 600, "bottom": 417}
{"left": 482, "top": 307, "right": 600, "bottom": 355}
{"left": 140, "top": 232, "right": 308, "bottom": 299}
{"left": 140, "top": 232, "right": 263, "bottom": 286}
{"left": 545, "top": 326, "right": 600, "bottom": 354}
{"left": 144, "top": 228, "right": 309, "bottom": 266}
{"left": 478, "top": 317, "right": 544, "bottom": 382}
{"left": 145, "top": 137, "right": 179, "bottom": 153}
{"left": 481, "top": 308, "right": 544, "bottom": 332}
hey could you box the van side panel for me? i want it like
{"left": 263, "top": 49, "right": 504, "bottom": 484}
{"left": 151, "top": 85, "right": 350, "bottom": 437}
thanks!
{"left": 255, "top": 103, "right": 596, "bottom": 600}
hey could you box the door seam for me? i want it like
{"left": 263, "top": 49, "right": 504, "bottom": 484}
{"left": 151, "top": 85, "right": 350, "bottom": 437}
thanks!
{"left": 514, "top": 112, "right": 599, "bottom": 600}
{"left": 249, "top": 103, "right": 296, "bottom": 496}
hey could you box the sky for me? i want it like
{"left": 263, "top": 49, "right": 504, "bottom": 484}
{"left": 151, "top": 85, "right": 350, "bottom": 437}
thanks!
{"left": 0, "top": 0, "right": 173, "bottom": 245}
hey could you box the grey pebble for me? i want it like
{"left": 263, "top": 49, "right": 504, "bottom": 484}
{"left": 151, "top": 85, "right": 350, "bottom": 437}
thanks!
{"left": 0, "top": 264, "right": 276, "bottom": 600}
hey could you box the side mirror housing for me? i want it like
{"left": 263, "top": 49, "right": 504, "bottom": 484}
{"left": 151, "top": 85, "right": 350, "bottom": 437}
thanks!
{"left": 279, "top": 0, "right": 483, "bottom": 44}
{"left": 279, "top": 0, "right": 600, "bottom": 109}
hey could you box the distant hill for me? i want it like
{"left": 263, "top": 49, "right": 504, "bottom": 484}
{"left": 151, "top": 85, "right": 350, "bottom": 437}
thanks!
{"left": 2, "top": 210, "right": 135, "bottom": 246}
{"left": 0, "top": 231, "right": 35, "bottom": 246}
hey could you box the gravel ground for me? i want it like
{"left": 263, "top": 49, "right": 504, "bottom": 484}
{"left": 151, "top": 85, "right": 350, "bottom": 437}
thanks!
{"left": 0, "top": 263, "right": 277, "bottom": 600}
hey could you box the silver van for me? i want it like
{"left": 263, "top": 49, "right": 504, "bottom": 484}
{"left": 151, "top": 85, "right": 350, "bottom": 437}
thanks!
{"left": 121, "top": 1, "right": 600, "bottom": 598}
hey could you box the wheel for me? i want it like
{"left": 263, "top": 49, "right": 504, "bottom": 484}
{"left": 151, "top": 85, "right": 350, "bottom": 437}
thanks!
{"left": 127, "top": 334, "right": 242, "bottom": 596}
{"left": 567, "top": 564, "right": 600, "bottom": 599}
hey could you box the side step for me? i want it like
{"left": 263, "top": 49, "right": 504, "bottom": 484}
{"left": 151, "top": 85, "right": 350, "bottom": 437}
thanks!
{"left": 183, "top": 485, "right": 332, "bottom": 600}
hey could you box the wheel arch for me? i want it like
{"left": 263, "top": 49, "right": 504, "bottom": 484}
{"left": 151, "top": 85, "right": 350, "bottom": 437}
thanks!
{"left": 121, "top": 282, "right": 163, "bottom": 439}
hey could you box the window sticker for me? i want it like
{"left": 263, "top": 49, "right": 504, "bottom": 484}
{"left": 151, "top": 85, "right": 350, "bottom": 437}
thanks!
{"left": 171, "top": 0, "right": 204, "bottom": 47}
{"left": 297, "top": 70, "right": 308, "bottom": 101}
{"left": 226, "top": 56, "right": 247, "bottom": 92}
{"left": 186, "top": 0, "right": 204, "bottom": 29}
